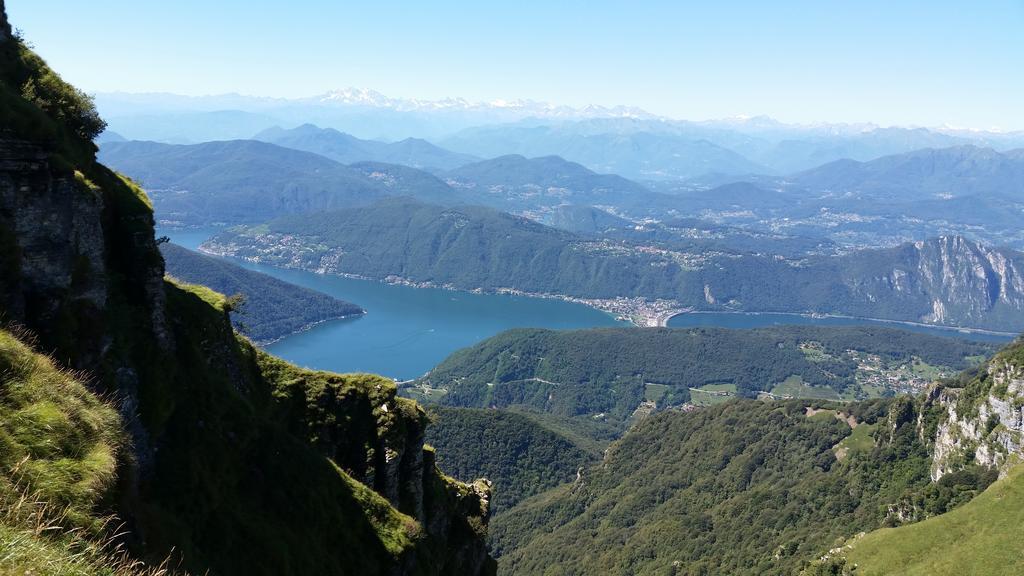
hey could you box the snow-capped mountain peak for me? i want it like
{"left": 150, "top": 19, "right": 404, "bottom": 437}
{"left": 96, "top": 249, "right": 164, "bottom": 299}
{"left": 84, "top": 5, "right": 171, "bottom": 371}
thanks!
{"left": 307, "top": 87, "right": 657, "bottom": 119}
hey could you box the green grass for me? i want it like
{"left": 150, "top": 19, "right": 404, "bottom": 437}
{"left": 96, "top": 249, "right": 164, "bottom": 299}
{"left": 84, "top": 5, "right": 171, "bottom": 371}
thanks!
{"left": 0, "top": 522, "right": 169, "bottom": 576}
{"left": 0, "top": 329, "right": 174, "bottom": 576}
{"left": 772, "top": 375, "right": 841, "bottom": 400}
{"left": 800, "top": 342, "right": 833, "bottom": 363}
{"left": 0, "top": 329, "right": 122, "bottom": 527}
{"left": 701, "top": 383, "right": 737, "bottom": 393}
{"left": 842, "top": 463, "right": 1024, "bottom": 575}
{"left": 402, "top": 384, "right": 450, "bottom": 403}
{"left": 908, "top": 357, "right": 949, "bottom": 380}
{"left": 686, "top": 383, "right": 738, "bottom": 407}
{"left": 833, "top": 423, "right": 877, "bottom": 460}
{"left": 644, "top": 383, "right": 670, "bottom": 402}
{"left": 166, "top": 275, "right": 231, "bottom": 312}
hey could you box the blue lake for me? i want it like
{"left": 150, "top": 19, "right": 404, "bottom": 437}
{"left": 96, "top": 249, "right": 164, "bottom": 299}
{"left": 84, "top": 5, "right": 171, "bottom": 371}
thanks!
{"left": 161, "top": 228, "right": 628, "bottom": 379}
{"left": 164, "top": 228, "right": 1013, "bottom": 379}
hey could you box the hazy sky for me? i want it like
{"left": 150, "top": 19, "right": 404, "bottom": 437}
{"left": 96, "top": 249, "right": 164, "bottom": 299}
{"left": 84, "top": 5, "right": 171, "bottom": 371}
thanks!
{"left": 9, "top": 0, "right": 1024, "bottom": 129}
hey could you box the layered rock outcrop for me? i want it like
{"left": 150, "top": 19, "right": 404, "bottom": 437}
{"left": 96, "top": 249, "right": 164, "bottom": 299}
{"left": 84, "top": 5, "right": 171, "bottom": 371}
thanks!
{"left": 928, "top": 345, "right": 1024, "bottom": 480}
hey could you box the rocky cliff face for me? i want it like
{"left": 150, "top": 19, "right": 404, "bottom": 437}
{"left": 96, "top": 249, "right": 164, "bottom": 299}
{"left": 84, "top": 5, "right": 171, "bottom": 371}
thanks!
{"left": 845, "top": 235, "right": 1024, "bottom": 331}
{"left": 911, "top": 236, "right": 1024, "bottom": 323}
{"left": 928, "top": 342, "right": 1024, "bottom": 481}
{"left": 0, "top": 5, "right": 493, "bottom": 574}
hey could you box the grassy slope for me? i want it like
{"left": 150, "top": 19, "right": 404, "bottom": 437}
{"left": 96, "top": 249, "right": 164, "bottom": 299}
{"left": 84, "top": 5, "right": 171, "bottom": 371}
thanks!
{"left": 0, "top": 328, "right": 152, "bottom": 576}
{"left": 0, "top": 329, "right": 120, "bottom": 527}
{"left": 843, "top": 464, "right": 1024, "bottom": 575}
{"left": 136, "top": 281, "right": 421, "bottom": 575}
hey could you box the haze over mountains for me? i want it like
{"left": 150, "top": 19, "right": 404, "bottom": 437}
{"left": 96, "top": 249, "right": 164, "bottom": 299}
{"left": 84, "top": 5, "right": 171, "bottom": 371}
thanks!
{"left": 789, "top": 145, "right": 1024, "bottom": 201}
{"left": 255, "top": 123, "right": 479, "bottom": 170}
{"left": 8, "top": 0, "right": 1024, "bottom": 574}
{"left": 98, "top": 130, "right": 1024, "bottom": 250}
{"left": 95, "top": 88, "right": 1024, "bottom": 181}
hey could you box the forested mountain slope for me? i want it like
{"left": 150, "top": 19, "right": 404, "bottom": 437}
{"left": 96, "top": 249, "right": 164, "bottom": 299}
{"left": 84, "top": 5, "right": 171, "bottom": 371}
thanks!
{"left": 416, "top": 326, "right": 993, "bottom": 425}
{"left": 491, "top": 398, "right": 942, "bottom": 575}
{"left": 207, "top": 203, "right": 1024, "bottom": 331}
{"left": 489, "top": 336, "right": 1024, "bottom": 575}
{"left": 98, "top": 139, "right": 391, "bottom": 224}
{"left": 790, "top": 145, "right": 1024, "bottom": 201}
{"left": 425, "top": 407, "right": 599, "bottom": 513}
{"left": 0, "top": 5, "right": 492, "bottom": 575}
{"left": 161, "top": 242, "right": 364, "bottom": 343}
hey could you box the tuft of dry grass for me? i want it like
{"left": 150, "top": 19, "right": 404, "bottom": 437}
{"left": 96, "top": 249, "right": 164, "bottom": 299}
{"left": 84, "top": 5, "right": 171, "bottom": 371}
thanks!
{"left": 0, "top": 486, "right": 183, "bottom": 575}
{"left": 0, "top": 326, "right": 186, "bottom": 576}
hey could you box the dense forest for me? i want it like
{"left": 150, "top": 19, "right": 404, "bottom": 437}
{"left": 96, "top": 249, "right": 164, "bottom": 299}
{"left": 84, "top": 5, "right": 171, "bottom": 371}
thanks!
{"left": 161, "top": 243, "right": 363, "bottom": 343}
{"left": 414, "top": 326, "right": 993, "bottom": 426}
{"left": 426, "top": 407, "right": 598, "bottom": 512}
{"left": 490, "top": 398, "right": 994, "bottom": 575}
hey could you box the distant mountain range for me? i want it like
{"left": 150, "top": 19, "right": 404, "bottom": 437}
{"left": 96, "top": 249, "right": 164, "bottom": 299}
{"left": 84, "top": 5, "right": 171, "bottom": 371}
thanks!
{"left": 202, "top": 199, "right": 1024, "bottom": 331}
{"left": 95, "top": 88, "right": 655, "bottom": 122}
{"left": 254, "top": 124, "right": 479, "bottom": 170}
{"left": 95, "top": 89, "right": 656, "bottom": 143}
{"left": 788, "top": 144, "right": 1024, "bottom": 201}
{"left": 98, "top": 140, "right": 391, "bottom": 224}
{"left": 439, "top": 122, "right": 771, "bottom": 181}
{"left": 95, "top": 90, "right": 1024, "bottom": 178}
{"left": 100, "top": 135, "right": 1024, "bottom": 250}
{"left": 439, "top": 118, "right": 1024, "bottom": 180}
{"left": 670, "top": 145, "right": 1024, "bottom": 248}
{"left": 440, "top": 154, "right": 677, "bottom": 214}
{"left": 99, "top": 138, "right": 681, "bottom": 224}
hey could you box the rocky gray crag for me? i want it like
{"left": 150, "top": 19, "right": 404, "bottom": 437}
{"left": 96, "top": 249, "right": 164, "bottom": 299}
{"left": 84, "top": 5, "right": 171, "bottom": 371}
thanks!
{"left": 928, "top": 343, "right": 1024, "bottom": 481}
{"left": 844, "top": 235, "right": 1024, "bottom": 330}
{"left": 0, "top": 135, "right": 169, "bottom": 476}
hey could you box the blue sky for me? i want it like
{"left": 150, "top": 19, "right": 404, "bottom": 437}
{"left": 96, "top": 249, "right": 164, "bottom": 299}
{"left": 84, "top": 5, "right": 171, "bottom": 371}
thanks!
{"left": 9, "top": 0, "right": 1024, "bottom": 129}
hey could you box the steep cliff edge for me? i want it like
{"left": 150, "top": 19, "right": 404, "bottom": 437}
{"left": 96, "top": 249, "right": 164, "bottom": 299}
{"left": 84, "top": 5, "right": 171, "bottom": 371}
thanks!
{"left": 927, "top": 338, "right": 1024, "bottom": 480}
{"left": 0, "top": 3, "right": 492, "bottom": 575}
{"left": 843, "top": 235, "right": 1024, "bottom": 330}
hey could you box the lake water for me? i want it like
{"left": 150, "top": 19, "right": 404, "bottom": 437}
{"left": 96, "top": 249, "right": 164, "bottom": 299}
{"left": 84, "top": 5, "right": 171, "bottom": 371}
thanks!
{"left": 161, "top": 228, "right": 628, "bottom": 379}
{"left": 667, "top": 311, "right": 1015, "bottom": 343}
{"left": 163, "top": 228, "right": 1013, "bottom": 379}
